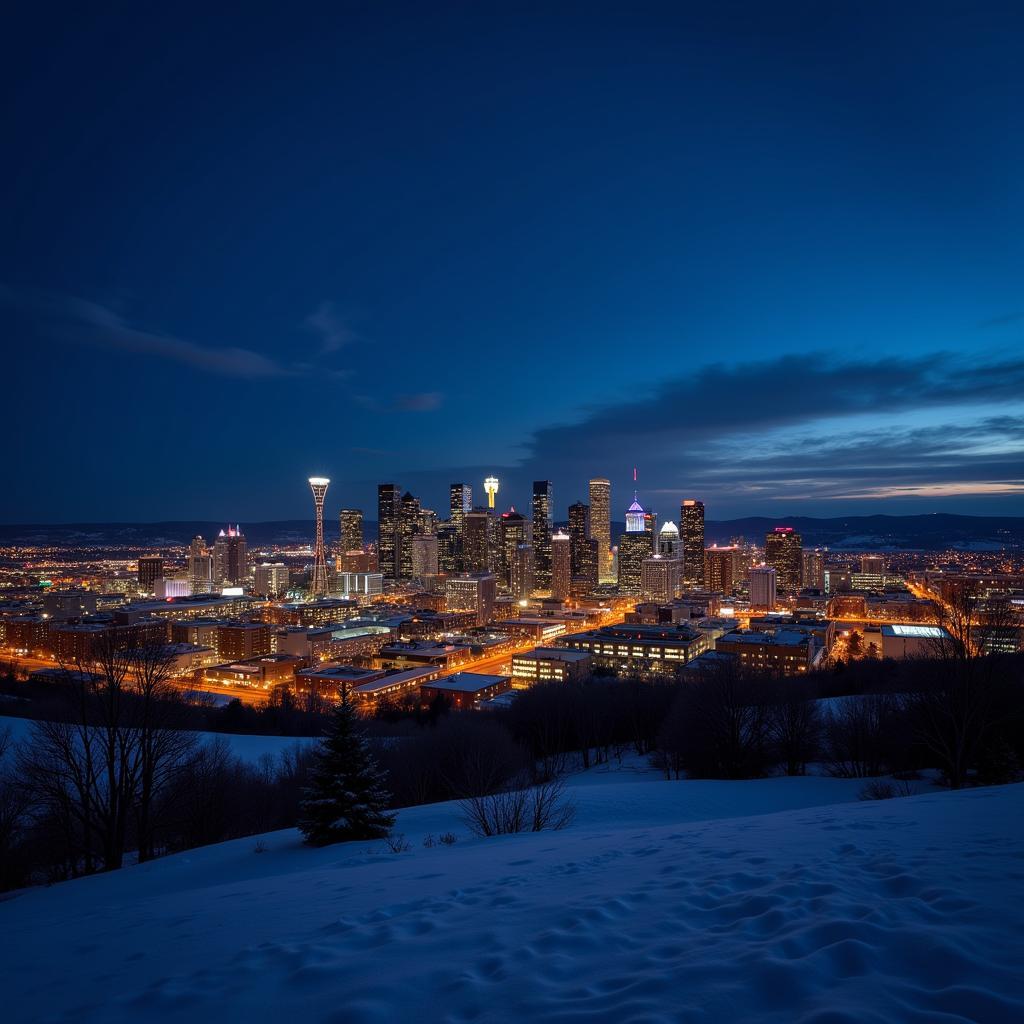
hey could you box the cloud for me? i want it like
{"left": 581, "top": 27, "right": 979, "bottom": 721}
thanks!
{"left": 2, "top": 286, "right": 294, "bottom": 379}
{"left": 515, "top": 353, "right": 1024, "bottom": 512}
{"left": 304, "top": 301, "right": 357, "bottom": 354}
{"left": 395, "top": 392, "right": 444, "bottom": 412}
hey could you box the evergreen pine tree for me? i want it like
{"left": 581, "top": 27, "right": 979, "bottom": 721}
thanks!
{"left": 298, "top": 689, "right": 396, "bottom": 846}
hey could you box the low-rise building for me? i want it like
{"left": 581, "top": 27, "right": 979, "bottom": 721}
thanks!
{"left": 510, "top": 648, "right": 592, "bottom": 687}
{"left": 558, "top": 622, "right": 711, "bottom": 678}
{"left": 199, "top": 653, "right": 304, "bottom": 692}
{"left": 714, "top": 630, "right": 822, "bottom": 674}
{"left": 420, "top": 672, "right": 511, "bottom": 710}
{"left": 880, "top": 623, "right": 951, "bottom": 659}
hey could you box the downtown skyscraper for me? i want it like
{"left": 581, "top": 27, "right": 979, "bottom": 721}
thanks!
{"left": 449, "top": 483, "right": 472, "bottom": 536}
{"left": 532, "top": 480, "right": 553, "bottom": 591}
{"left": 589, "top": 478, "right": 612, "bottom": 583}
{"left": 681, "top": 499, "right": 705, "bottom": 588}
{"left": 377, "top": 484, "right": 400, "bottom": 580}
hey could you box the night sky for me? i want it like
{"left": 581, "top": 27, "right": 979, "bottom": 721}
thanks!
{"left": 3, "top": 3, "right": 1023, "bottom": 524}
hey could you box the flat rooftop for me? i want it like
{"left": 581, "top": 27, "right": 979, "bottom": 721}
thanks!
{"left": 514, "top": 647, "right": 591, "bottom": 663}
{"left": 427, "top": 672, "right": 509, "bottom": 693}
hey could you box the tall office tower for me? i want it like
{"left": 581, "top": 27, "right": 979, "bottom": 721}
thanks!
{"left": 253, "top": 562, "right": 290, "bottom": 597}
{"left": 642, "top": 555, "right": 680, "bottom": 603}
{"left": 589, "top": 478, "right": 613, "bottom": 583}
{"left": 437, "top": 522, "right": 461, "bottom": 573}
{"left": 567, "top": 501, "right": 591, "bottom": 573}
{"left": 749, "top": 565, "right": 778, "bottom": 610}
{"left": 339, "top": 509, "right": 363, "bottom": 554}
{"left": 449, "top": 483, "right": 472, "bottom": 536}
{"left": 658, "top": 520, "right": 679, "bottom": 557}
{"left": 410, "top": 534, "right": 439, "bottom": 579}
{"left": 463, "top": 509, "right": 495, "bottom": 573}
{"left": 498, "top": 507, "right": 530, "bottom": 589}
{"left": 377, "top": 484, "right": 401, "bottom": 580}
{"left": 765, "top": 526, "right": 803, "bottom": 593}
{"left": 137, "top": 555, "right": 164, "bottom": 594}
{"left": 188, "top": 535, "right": 214, "bottom": 595}
{"left": 510, "top": 542, "right": 535, "bottom": 600}
{"left": 802, "top": 549, "right": 826, "bottom": 590}
{"left": 704, "top": 544, "right": 739, "bottom": 594}
{"left": 617, "top": 493, "right": 654, "bottom": 595}
{"left": 531, "top": 480, "right": 553, "bottom": 590}
{"left": 680, "top": 500, "right": 705, "bottom": 587}
{"left": 551, "top": 530, "right": 572, "bottom": 601}
{"left": 398, "top": 491, "right": 422, "bottom": 580}
{"left": 213, "top": 526, "right": 248, "bottom": 586}
{"left": 308, "top": 477, "right": 330, "bottom": 597}
{"left": 445, "top": 572, "right": 497, "bottom": 626}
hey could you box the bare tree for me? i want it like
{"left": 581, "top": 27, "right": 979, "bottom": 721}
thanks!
{"left": 902, "top": 586, "right": 1019, "bottom": 788}
{"left": 766, "top": 682, "right": 822, "bottom": 776}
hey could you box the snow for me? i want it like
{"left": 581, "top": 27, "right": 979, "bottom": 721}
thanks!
{"left": 4, "top": 763, "right": 1023, "bottom": 1023}
{"left": 0, "top": 714, "right": 315, "bottom": 765}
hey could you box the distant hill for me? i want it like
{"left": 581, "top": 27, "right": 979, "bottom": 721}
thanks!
{"left": 0, "top": 512, "right": 1022, "bottom": 550}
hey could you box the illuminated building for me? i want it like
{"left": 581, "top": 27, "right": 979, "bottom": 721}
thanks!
{"left": 715, "top": 629, "right": 821, "bottom": 674}
{"left": 704, "top": 544, "right": 739, "bottom": 594}
{"left": 336, "top": 572, "right": 384, "bottom": 600}
{"left": 559, "top": 622, "right": 710, "bottom": 677}
{"left": 216, "top": 622, "right": 273, "bottom": 660}
{"left": 749, "top": 565, "right": 777, "bottom": 610}
{"left": 188, "top": 535, "right": 213, "bottom": 595}
{"left": 420, "top": 672, "right": 511, "bottom": 710}
{"left": 510, "top": 542, "right": 535, "bottom": 600}
{"left": 308, "top": 477, "right": 330, "bottom": 597}
{"left": 499, "top": 508, "right": 530, "bottom": 589}
{"left": 398, "top": 491, "right": 422, "bottom": 580}
{"left": 253, "top": 562, "right": 290, "bottom": 597}
{"left": 437, "top": 523, "right": 460, "bottom": 573}
{"left": 765, "top": 527, "right": 802, "bottom": 593}
{"left": 589, "top": 478, "right": 613, "bottom": 583}
{"left": 484, "top": 475, "right": 500, "bottom": 510}
{"left": 377, "top": 484, "right": 401, "bottom": 580}
{"left": 213, "top": 526, "right": 248, "bottom": 586}
{"left": 641, "top": 555, "right": 680, "bottom": 603}
{"left": 137, "top": 555, "right": 164, "bottom": 594}
{"left": 410, "top": 534, "right": 439, "bottom": 579}
{"left": 510, "top": 648, "right": 592, "bottom": 686}
{"left": 617, "top": 489, "right": 655, "bottom": 595}
{"left": 532, "top": 480, "right": 553, "bottom": 590}
{"left": 802, "top": 548, "right": 825, "bottom": 590}
{"left": 339, "top": 509, "right": 363, "bottom": 555}
{"left": 450, "top": 483, "right": 472, "bottom": 536}
{"left": 445, "top": 572, "right": 497, "bottom": 626}
{"left": 681, "top": 500, "right": 705, "bottom": 587}
{"left": 155, "top": 577, "right": 191, "bottom": 599}
{"left": 551, "top": 530, "right": 571, "bottom": 600}
{"left": 464, "top": 509, "right": 498, "bottom": 573}
{"left": 566, "top": 502, "right": 597, "bottom": 588}
{"left": 658, "top": 520, "right": 679, "bottom": 557}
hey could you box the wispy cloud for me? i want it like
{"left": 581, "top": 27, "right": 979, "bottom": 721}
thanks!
{"left": 395, "top": 392, "right": 444, "bottom": 412}
{"left": 304, "top": 301, "right": 357, "bottom": 354}
{"left": 2, "top": 286, "right": 295, "bottom": 379}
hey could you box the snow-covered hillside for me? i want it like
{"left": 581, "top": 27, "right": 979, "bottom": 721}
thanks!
{"left": 4, "top": 768, "right": 1023, "bottom": 1023}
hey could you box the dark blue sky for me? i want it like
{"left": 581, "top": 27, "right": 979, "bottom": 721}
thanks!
{"left": 3, "top": 2, "right": 1023, "bottom": 524}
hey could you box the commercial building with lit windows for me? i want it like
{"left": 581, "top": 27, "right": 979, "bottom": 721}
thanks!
{"left": 714, "top": 629, "right": 823, "bottom": 674}
{"left": 558, "top": 622, "right": 710, "bottom": 678}
{"left": 510, "top": 647, "right": 592, "bottom": 687}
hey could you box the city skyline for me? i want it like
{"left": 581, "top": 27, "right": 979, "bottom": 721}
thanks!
{"left": 4, "top": 5, "right": 1024, "bottom": 523}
